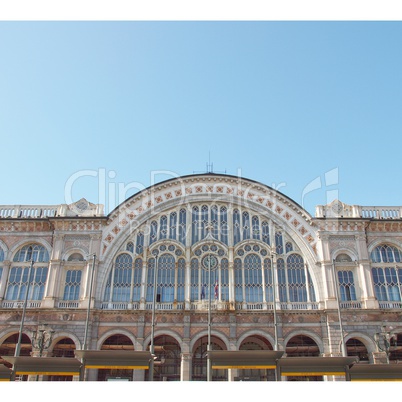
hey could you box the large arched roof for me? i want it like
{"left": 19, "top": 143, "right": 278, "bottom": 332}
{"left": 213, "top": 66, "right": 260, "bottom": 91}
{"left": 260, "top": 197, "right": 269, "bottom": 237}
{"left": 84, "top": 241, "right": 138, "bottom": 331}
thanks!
{"left": 107, "top": 173, "right": 310, "bottom": 219}
{"left": 101, "top": 173, "right": 319, "bottom": 265}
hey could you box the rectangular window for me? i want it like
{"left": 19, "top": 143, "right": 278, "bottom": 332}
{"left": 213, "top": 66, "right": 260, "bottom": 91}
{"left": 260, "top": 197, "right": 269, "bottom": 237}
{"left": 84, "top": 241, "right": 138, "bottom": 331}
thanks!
{"left": 63, "top": 270, "right": 82, "bottom": 300}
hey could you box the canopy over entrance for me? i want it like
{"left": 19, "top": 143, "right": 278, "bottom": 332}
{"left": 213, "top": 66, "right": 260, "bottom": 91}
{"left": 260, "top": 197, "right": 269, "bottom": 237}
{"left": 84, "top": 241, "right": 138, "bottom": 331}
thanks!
{"left": 349, "top": 364, "right": 402, "bottom": 381}
{"left": 277, "top": 356, "right": 359, "bottom": 378}
{"left": 2, "top": 356, "right": 82, "bottom": 376}
{"left": 75, "top": 350, "right": 152, "bottom": 369}
{"left": 207, "top": 350, "right": 284, "bottom": 369}
{"left": 0, "top": 364, "right": 11, "bottom": 381}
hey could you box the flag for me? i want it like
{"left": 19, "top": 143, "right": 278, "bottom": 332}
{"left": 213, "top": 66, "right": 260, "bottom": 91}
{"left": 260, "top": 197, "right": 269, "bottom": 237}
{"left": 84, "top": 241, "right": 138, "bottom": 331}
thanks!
{"left": 201, "top": 285, "right": 205, "bottom": 300}
{"left": 214, "top": 280, "right": 219, "bottom": 299}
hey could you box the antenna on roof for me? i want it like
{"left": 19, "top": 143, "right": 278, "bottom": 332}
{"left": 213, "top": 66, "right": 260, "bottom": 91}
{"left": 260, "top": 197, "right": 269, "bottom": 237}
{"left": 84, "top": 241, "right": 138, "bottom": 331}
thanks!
{"left": 207, "top": 151, "right": 213, "bottom": 173}
{"left": 193, "top": 152, "right": 227, "bottom": 175}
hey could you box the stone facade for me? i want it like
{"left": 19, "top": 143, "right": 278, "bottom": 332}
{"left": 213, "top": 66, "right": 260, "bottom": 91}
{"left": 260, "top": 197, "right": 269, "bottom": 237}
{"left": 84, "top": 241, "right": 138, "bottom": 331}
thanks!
{"left": 0, "top": 173, "right": 401, "bottom": 381}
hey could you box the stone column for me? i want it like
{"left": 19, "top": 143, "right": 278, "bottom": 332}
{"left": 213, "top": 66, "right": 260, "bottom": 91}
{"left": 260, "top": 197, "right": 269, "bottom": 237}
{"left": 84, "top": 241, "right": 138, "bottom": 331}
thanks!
{"left": 180, "top": 352, "right": 192, "bottom": 381}
{"left": 0, "top": 260, "right": 11, "bottom": 301}
{"left": 133, "top": 369, "right": 146, "bottom": 381}
{"left": 355, "top": 234, "right": 377, "bottom": 308}
{"left": 42, "top": 259, "right": 61, "bottom": 308}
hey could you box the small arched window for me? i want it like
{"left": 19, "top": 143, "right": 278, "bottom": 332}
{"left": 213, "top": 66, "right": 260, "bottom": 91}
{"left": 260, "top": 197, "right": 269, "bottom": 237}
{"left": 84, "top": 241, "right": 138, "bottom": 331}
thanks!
{"left": 67, "top": 253, "right": 84, "bottom": 262}
{"left": 336, "top": 253, "right": 352, "bottom": 263}
{"left": 371, "top": 244, "right": 402, "bottom": 263}
{"left": 6, "top": 244, "right": 49, "bottom": 301}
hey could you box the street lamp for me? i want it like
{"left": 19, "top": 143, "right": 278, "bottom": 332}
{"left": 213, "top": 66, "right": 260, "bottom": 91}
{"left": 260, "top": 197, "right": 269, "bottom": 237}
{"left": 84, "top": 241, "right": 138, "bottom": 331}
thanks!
{"left": 80, "top": 254, "right": 96, "bottom": 382}
{"left": 374, "top": 325, "right": 397, "bottom": 364}
{"left": 11, "top": 260, "right": 35, "bottom": 381}
{"left": 83, "top": 254, "right": 96, "bottom": 351}
{"left": 201, "top": 251, "right": 218, "bottom": 381}
{"left": 270, "top": 252, "right": 279, "bottom": 352}
{"left": 32, "top": 325, "right": 55, "bottom": 381}
{"left": 32, "top": 325, "right": 55, "bottom": 357}
{"left": 14, "top": 260, "right": 34, "bottom": 358}
{"left": 332, "top": 259, "right": 347, "bottom": 357}
{"left": 149, "top": 251, "right": 159, "bottom": 381}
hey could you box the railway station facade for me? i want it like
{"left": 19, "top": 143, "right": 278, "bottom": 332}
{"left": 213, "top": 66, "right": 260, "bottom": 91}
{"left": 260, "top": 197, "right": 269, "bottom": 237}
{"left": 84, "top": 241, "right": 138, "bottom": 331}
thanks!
{"left": 0, "top": 173, "right": 401, "bottom": 381}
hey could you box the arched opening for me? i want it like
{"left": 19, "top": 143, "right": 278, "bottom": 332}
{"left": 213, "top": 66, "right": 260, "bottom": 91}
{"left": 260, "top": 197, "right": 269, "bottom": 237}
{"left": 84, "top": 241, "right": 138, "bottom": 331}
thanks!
{"left": 286, "top": 335, "right": 322, "bottom": 381}
{"left": 192, "top": 335, "right": 227, "bottom": 381}
{"left": 390, "top": 333, "right": 402, "bottom": 362}
{"left": 145, "top": 335, "right": 181, "bottom": 381}
{"left": 47, "top": 337, "right": 77, "bottom": 381}
{"left": 97, "top": 334, "right": 134, "bottom": 381}
{"left": 0, "top": 333, "right": 32, "bottom": 381}
{"left": 346, "top": 338, "right": 369, "bottom": 362}
{"left": 238, "top": 335, "right": 275, "bottom": 381}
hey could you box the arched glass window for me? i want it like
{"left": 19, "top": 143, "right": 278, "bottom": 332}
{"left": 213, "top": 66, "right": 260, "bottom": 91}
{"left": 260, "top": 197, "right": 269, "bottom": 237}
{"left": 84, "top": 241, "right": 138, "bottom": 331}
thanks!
{"left": 190, "top": 258, "right": 199, "bottom": 301}
{"left": 264, "top": 258, "right": 273, "bottom": 302}
{"left": 277, "top": 258, "right": 287, "bottom": 302}
{"left": 192, "top": 207, "right": 200, "bottom": 245}
{"left": 150, "top": 221, "right": 158, "bottom": 245}
{"left": 13, "top": 244, "right": 49, "bottom": 263}
{"left": 169, "top": 212, "right": 177, "bottom": 240}
{"left": 221, "top": 258, "right": 229, "bottom": 301}
{"left": 200, "top": 262, "right": 218, "bottom": 301}
{"left": 234, "top": 258, "right": 243, "bottom": 302}
{"left": 244, "top": 254, "right": 263, "bottom": 302}
{"left": 371, "top": 244, "right": 402, "bottom": 302}
{"left": 136, "top": 232, "right": 144, "bottom": 254}
{"left": 285, "top": 242, "right": 293, "bottom": 253}
{"left": 157, "top": 254, "right": 175, "bottom": 302}
{"left": 126, "top": 242, "right": 134, "bottom": 253}
{"left": 242, "top": 212, "right": 250, "bottom": 240}
{"left": 112, "top": 254, "right": 132, "bottom": 302}
{"left": 6, "top": 244, "right": 49, "bottom": 301}
{"left": 200, "top": 205, "right": 208, "bottom": 240}
{"left": 338, "top": 271, "right": 357, "bottom": 301}
{"left": 63, "top": 270, "right": 82, "bottom": 300}
{"left": 287, "top": 254, "right": 307, "bottom": 302}
{"left": 233, "top": 210, "right": 241, "bottom": 245}
{"left": 220, "top": 207, "right": 228, "bottom": 245}
{"left": 252, "top": 216, "right": 260, "bottom": 240}
{"left": 177, "top": 258, "right": 185, "bottom": 302}
{"left": 133, "top": 258, "right": 142, "bottom": 302}
{"left": 371, "top": 244, "right": 402, "bottom": 263}
{"left": 275, "top": 232, "right": 283, "bottom": 255}
{"left": 146, "top": 258, "right": 155, "bottom": 302}
{"left": 159, "top": 215, "right": 168, "bottom": 240}
{"left": 211, "top": 205, "right": 219, "bottom": 239}
{"left": 179, "top": 208, "right": 187, "bottom": 245}
{"left": 262, "top": 221, "right": 270, "bottom": 245}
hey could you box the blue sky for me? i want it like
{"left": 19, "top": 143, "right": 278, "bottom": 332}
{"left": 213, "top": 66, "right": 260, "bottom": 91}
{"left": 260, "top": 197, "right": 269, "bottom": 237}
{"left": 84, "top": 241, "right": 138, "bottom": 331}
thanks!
{"left": 1, "top": 17, "right": 402, "bottom": 216}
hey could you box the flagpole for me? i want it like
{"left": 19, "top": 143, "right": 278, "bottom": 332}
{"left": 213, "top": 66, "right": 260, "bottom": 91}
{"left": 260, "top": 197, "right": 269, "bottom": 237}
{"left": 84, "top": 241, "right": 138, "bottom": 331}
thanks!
{"left": 14, "top": 259, "right": 34, "bottom": 358}
{"left": 11, "top": 260, "right": 34, "bottom": 381}
{"left": 207, "top": 253, "right": 212, "bottom": 382}
{"left": 149, "top": 253, "right": 158, "bottom": 381}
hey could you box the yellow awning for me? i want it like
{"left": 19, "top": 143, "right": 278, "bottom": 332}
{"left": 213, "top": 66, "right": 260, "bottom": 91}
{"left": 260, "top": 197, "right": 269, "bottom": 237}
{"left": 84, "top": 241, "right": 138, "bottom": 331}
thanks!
{"left": 349, "top": 363, "right": 402, "bottom": 381}
{"left": 2, "top": 356, "right": 82, "bottom": 376}
{"left": 75, "top": 350, "right": 152, "bottom": 370}
{"left": 277, "top": 356, "right": 359, "bottom": 377}
{"left": 0, "top": 364, "right": 11, "bottom": 381}
{"left": 207, "top": 350, "right": 284, "bottom": 369}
